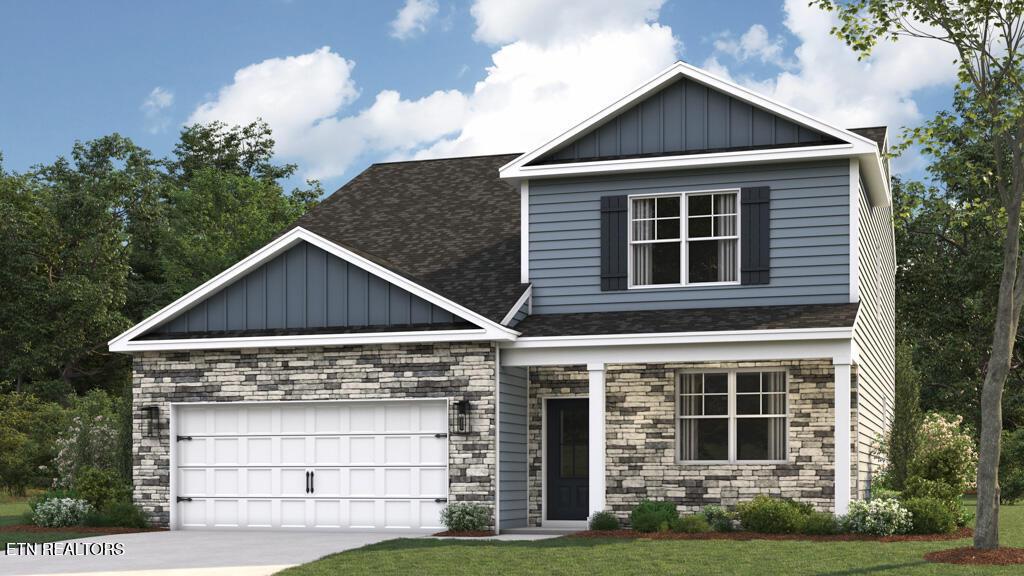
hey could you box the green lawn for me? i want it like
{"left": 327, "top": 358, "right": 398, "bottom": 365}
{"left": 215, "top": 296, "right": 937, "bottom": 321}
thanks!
{"left": 281, "top": 500, "right": 1024, "bottom": 576}
{"left": 0, "top": 493, "right": 107, "bottom": 549}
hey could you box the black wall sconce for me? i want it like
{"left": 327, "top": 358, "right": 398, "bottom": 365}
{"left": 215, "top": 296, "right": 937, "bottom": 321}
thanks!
{"left": 142, "top": 406, "right": 161, "bottom": 437}
{"left": 454, "top": 400, "right": 470, "bottom": 433}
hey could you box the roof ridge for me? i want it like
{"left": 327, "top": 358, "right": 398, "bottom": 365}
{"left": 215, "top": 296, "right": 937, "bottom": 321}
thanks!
{"left": 370, "top": 152, "right": 522, "bottom": 167}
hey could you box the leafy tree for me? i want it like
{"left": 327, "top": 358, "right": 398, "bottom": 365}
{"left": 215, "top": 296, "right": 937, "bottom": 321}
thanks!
{"left": 0, "top": 393, "right": 65, "bottom": 495}
{"left": 163, "top": 121, "right": 320, "bottom": 298}
{"left": 814, "top": 0, "right": 1024, "bottom": 549}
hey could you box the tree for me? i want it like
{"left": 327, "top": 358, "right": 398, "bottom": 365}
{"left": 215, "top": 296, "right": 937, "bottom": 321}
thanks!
{"left": 814, "top": 0, "right": 1024, "bottom": 548}
{"left": 887, "top": 341, "right": 923, "bottom": 490}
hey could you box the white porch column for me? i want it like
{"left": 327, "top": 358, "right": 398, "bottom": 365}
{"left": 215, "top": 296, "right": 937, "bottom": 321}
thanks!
{"left": 587, "top": 363, "right": 606, "bottom": 516}
{"left": 833, "top": 361, "right": 852, "bottom": 515}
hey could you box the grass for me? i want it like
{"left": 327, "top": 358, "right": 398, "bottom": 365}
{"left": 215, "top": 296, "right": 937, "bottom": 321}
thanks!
{"left": 0, "top": 492, "right": 105, "bottom": 549}
{"left": 281, "top": 500, "right": 1024, "bottom": 576}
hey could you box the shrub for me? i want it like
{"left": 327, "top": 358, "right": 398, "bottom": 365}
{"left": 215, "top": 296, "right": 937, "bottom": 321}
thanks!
{"left": 701, "top": 504, "right": 737, "bottom": 532}
{"left": 869, "top": 486, "right": 901, "bottom": 501}
{"left": 439, "top": 503, "right": 490, "bottom": 532}
{"left": 842, "top": 498, "right": 912, "bottom": 536}
{"left": 671, "top": 514, "right": 710, "bottom": 533}
{"left": 588, "top": 511, "right": 620, "bottom": 531}
{"left": 884, "top": 342, "right": 922, "bottom": 490}
{"left": 0, "top": 393, "right": 65, "bottom": 495}
{"left": 801, "top": 511, "right": 840, "bottom": 535}
{"left": 629, "top": 500, "right": 679, "bottom": 533}
{"left": 901, "top": 476, "right": 962, "bottom": 524}
{"left": 83, "top": 501, "right": 148, "bottom": 529}
{"left": 903, "top": 497, "right": 956, "bottom": 534}
{"left": 1000, "top": 429, "right": 1024, "bottom": 504}
{"left": 736, "top": 496, "right": 806, "bottom": 534}
{"left": 906, "top": 413, "right": 976, "bottom": 494}
{"left": 31, "top": 497, "right": 92, "bottom": 527}
{"left": 75, "top": 466, "right": 132, "bottom": 510}
{"left": 54, "top": 390, "right": 128, "bottom": 489}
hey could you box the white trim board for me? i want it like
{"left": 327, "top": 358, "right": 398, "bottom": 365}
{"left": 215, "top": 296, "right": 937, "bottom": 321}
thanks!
{"left": 500, "top": 285, "right": 533, "bottom": 326}
{"left": 109, "top": 227, "right": 519, "bottom": 353}
{"left": 499, "top": 61, "right": 890, "bottom": 207}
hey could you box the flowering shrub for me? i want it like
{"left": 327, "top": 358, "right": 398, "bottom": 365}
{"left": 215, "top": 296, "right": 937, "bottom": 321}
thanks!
{"left": 31, "top": 497, "right": 92, "bottom": 527}
{"left": 842, "top": 498, "right": 912, "bottom": 536}
{"left": 53, "top": 391, "right": 126, "bottom": 488}
{"left": 908, "top": 413, "right": 977, "bottom": 493}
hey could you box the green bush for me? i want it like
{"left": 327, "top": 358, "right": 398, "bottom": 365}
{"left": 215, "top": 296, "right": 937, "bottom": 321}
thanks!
{"left": 83, "top": 501, "right": 148, "bottom": 529}
{"left": 801, "top": 511, "right": 840, "bottom": 535}
{"left": 901, "top": 476, "right": 962, "bottom": 524}
{"left": 701, "top": 504, "right": 737, "bottom": 532}
{"left": 671, "top": 514, "right": 710, "bottom": 533}
{"left": 0, "top": 393, "right": 65, "bottom": 495}
{"left": 906, "top": 413, "right": 976, "bottom": 494}
{"left": 1000, "top": 429, "right": 1024, "bottom": 504}
{"left": 869, "top": 486, "right": 901, "bottom": 501}
{"left": 736, "top": 496, "right": 806, "bottom": 534}
{"left": 75, "top": 467, "right": 132, "bottom": 510}
{"left": 439, "top": 503, "right": 490, "bottom": 532}
{"left": 629, "top": 500, "right": 679, "bottom": 533}
{"left": 31, "top": 497, "right": 92, "bottom": 527}
{"left": 842, "top": 498, "right": 912, "bottom": 535}
{"left": 903, "top": 497, "right": 956, "bottom": 534}
{"left": 885, "top": 341, "right": 922, "bottom": 490}
{"left": 588, "top": 511, "right": 620, "bottom": 531}
{"left": 54, "top": 390, "right": 129, "bottom": 489}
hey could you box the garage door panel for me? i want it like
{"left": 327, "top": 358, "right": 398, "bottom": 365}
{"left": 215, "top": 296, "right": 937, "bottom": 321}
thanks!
{"left": 174, "top": 400, "right": 449, "bottom": 530}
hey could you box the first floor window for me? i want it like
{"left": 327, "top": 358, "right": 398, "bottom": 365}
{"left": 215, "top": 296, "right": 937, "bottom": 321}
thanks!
{"left": 678, "top": 371, "right": 787, "bottom": 462}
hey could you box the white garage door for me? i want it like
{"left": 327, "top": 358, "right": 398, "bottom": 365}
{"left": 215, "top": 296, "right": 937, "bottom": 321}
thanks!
{"left": 173, "top": 400, "right": 449, "bottom": 531}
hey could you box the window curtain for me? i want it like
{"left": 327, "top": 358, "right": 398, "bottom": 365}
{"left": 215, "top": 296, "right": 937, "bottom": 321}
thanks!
{"left": 715, "top": 194, "right": 738, "bottom": 282}
{"left": 632, "top": 199, "right": 656, "bottom": 285}
{"left": 764, "top": 372, "right": 786, "bottom": 459}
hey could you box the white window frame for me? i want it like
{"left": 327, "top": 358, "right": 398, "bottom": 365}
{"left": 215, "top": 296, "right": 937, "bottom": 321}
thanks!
{"left": 627, "top": 189, "right": 742, "bottom": 289}
{"left": 676, "top": 368, "right": 790, "bottom": 465}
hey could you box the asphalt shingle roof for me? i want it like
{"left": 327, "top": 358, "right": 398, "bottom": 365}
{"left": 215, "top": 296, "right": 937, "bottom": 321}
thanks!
{"left": 292, "top": 153, "right": 527, "bottom": 325}
{"left": 514, "top": 303, "right": 859, "bottom": 337}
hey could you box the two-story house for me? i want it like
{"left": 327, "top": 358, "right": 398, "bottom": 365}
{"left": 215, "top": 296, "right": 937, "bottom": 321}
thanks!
{"left": 110, "top": 61, "right": 895, "bottom": 532}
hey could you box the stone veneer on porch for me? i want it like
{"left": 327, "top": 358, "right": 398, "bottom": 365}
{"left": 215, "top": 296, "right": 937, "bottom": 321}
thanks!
{"left": 527, "top": 359, "right": 853, "bottom": 527}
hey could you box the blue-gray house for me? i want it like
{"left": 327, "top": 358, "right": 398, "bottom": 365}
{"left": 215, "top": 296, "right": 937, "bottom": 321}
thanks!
{"left": 111, "top": 61, "right": 895, "bottom": 532}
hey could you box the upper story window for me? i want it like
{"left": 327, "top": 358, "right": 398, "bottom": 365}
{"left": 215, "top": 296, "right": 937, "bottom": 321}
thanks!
{"left": 630, "top": 191, "right": 739, "bottom": 287}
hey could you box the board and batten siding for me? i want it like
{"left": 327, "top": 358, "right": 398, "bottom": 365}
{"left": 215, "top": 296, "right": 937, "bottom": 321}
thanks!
{"left": 527, "top": 161, "right": 852, "bottom": 313}
{"left": 852, "top": 179, "right": 896, "bottom": 499}
{"left": 148, "top": 240, "right": 463, "bottom": 336}
{"left": 498, "top": 365, "right": 529, "bottom": 529}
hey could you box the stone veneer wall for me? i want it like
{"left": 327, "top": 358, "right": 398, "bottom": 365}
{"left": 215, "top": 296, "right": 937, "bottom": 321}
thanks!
{"left": 131, "top": 342, "right": 497, "bottom": 528}
{"left": 527, "top": 359, "right": 844, "bottom": 526}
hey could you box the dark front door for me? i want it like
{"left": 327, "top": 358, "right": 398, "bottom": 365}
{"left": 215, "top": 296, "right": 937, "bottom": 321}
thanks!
{"left": 546, "top": 398, "right": 589, "bottom": 521}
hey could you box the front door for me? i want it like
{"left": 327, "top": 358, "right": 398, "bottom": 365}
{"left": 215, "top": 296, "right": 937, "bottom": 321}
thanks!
{"left": 546, "top": 398, "right": 588, "bottom": 521}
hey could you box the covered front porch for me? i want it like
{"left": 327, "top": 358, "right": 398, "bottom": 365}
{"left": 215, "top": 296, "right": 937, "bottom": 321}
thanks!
{"left": 495, "top": 333, "right": 857, "bottom": 531}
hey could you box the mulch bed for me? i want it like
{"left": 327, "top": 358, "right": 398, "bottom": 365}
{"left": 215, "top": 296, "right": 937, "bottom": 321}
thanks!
{"left": 0, "top": 524, "right": 164, "bottom": 535}
{"left": 925, "top": 547, "right": 1024, "bottom": 565}
{"left": 432, "top": 530, "right": 496, "bottom": 537}
{"left": 571, "top": 527, "right": 973, "bottom": 542}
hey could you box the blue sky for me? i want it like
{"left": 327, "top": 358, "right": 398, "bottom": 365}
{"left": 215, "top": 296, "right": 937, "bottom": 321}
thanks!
{"left": 0, "top": 0, "right": 956, "bottom": 191}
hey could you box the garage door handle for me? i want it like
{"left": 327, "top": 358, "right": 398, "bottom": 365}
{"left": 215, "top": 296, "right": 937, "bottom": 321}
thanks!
{"left": 177, "top": 497, "right": 193, "bottom": 503}
{"left": 434, "top": 498, "right": 448, "bottom": 503}
{"left": 305, "top": 471, "right": 311, "bottom": 494}
{"left": 310, "top": 470, "right": 315, "bottom": 494}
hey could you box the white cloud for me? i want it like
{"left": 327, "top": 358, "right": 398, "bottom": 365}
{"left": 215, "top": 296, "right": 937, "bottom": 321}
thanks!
{"left": 188, "top": 2, "right": 679, "bottom": 181}
{"left": 390, "top": 0, "right": 439, "bottom": 40}
{"left": 706, "top": 0, "right": 957, "bottom": 132}
{"left": 471, "top": 0, "right": 664, "bottom": 45}
{"left": 141, "top": 87, "right": 174, "bottom": 133}
{"left": 713, "top": 24, "right": 791, "bottom": 68}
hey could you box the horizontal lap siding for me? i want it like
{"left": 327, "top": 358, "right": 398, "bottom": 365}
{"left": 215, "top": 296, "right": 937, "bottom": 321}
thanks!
{"left": 528, "top": 161, "right": 851, "bottom": 313}
{"left": 499, "top": 366, "right": 529, "bottom": 529}
{"left": 853, "top": 181, "right": 896, "bottom": 498}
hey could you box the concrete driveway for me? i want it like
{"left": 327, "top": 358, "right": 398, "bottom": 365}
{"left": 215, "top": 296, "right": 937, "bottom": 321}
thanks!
{"left": 1, "top": 530, "right": 419, "bottom": 576}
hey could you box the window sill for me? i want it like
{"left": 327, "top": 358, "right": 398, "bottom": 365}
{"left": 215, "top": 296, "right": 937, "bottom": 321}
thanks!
{"left": 677, "top": 460, "right": 790, "bottom": 466}
{"left": 628, "top": 281, "right": 742, "bottom": 290}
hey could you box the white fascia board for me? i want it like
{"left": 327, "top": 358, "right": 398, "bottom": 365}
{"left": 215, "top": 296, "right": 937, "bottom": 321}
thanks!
{"left": 849, "top": 158, "right": 861, "bottom": 304}
{"left": 520, "top": 180, "right": 530, "bottom": 283}
{"left": 500, "top": 284, "right": 533, "bottom": 326}
{"left": 109, "top": 227, "right": 518, "bottom": 352}
{"left": 112, "top": 329, "right": 495, "bottom": 353}
{"left": 505, "top": 144, "right": 860, "bottom": 181}
{"left": 501, "top": 337, "right": 855, "bottom": 367}
{"left": 499, "top": 61, "right": 880, "bottom": 179}
{"left": 504, "top": 326, "right": 853, "bottom": 349}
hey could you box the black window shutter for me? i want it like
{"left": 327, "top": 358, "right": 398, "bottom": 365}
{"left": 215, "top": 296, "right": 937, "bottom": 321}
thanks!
{"left": 740, "top": 186, "right": 771, "bottom": 285}
{"left": 600, "top": 195, "right": 628, "bottom": 291}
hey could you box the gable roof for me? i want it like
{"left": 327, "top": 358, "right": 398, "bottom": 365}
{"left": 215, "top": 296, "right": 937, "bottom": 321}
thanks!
{"left": 531, "top": 76, "right": 841, "bottom": 165}
{"left": 108, "top": 227, "right": 519, "bottom": 352}
{"left": 500, "top": 61, "right": 890, "bottom": 206}
{"left": 292, "top": 153, "right": 527, "bottom": 325}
